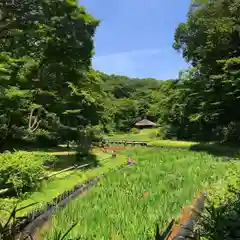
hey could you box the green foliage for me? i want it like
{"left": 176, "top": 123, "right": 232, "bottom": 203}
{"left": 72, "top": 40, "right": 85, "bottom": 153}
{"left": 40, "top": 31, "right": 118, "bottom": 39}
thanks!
{"left": 44, "top": 148, "right": 240, "bottom": 239}
{"left": 75, "top": 130, "right": 95, "bottom": 158}
{"left": 193, "top": 172, "right": 240, "bottom": 240}
{"left": 34, "top": 129, "right": 59, "bottom": 147}
{"left": 222, "top": 121, "right": 240, "bottom": 143}
{"left": 159, "top": 0, "right": 240, "bottom": 142}
{"left": 0, "top": 0, "right": 103, "bottom": 149}
{"left": 130, "top": 127, "right": 140, "bottom": 134}
{"left": 88, "top": 126, "right": 104, "bottom": 147}
{"left": 148, "top": 129, "right": 159, "bottom": 139}
{"left": 0, "top": 203, "right": 38, "bottom": 240}
{"left": 1, "top": 0, "right": 240, "bottom": 146}
{"left": 113, "top": 98, "right": 139, "bottom": 132}
{"left": 96, "top": 71, "right": 173, "bottom": 133}
{"left": 50, "top": 222, "right": 81, "bottom": 240}
{"left": 156, "top": 128, "right": 167, "bottom": 140}
{"left": 0, "top": 203, "right": 79, "bottom": 240}
{"left": 147, "top": 139, "right": 197, "bottom": 148}
{"left": 0, "top": 151, "right": 56, "bottom": 195}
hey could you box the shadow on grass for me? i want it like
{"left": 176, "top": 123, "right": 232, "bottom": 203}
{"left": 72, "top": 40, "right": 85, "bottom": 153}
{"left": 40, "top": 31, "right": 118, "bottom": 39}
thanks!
{"left": 0, "top": 153, "right": 100, "bottom": 198}
{"left": 190, "top": 142, "right": 240, "bottom": 159}
{"left": 0, "top": 138, "right": 77, "bottom": 153}
{"left": 2, "top": 142, "right": 100, "bottom": 170}
{"left": 45, "top": 152, "right": 99, "bottom": 171}
{"left": 26, "top": 146, "right": 74, "bottom": 153}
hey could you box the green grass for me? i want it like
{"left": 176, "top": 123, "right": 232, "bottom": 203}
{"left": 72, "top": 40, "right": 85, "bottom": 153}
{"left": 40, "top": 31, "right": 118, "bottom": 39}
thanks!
{"left": 147, "top": 139, "right": 198, "bottom": 148}
{"left": 45, "top": 148, "right": 240, "bottom": 239}
{"left": 148, "top": 140, "right": 240, "bottom": 158}
{"left": 0, "top": 150, "right": 129, "bottom": 219}
{"left": 106, "top": 129, "right": 240, "bottom": 157}
{"left": 105, "top": 129, "right": 158, "bottom": 141}
{"left": 43, "top": 148, "right": 111, "bottom": 176}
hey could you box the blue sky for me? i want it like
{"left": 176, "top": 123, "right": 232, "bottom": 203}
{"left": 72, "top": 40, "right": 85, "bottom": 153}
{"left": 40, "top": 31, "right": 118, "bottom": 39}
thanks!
{"left": 80, "top": 0, "right": 191, "bottom": 80}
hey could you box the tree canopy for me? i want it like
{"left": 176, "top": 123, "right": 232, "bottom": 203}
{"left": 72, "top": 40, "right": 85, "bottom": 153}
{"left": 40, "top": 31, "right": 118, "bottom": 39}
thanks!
{"left": 167, "top": 0, "right": 240, "bottom": 141}
{"left": 0, "top": 0, "right": 104, "bottom": 149}
{"left": 1, "top": 0, "right": 240, "bottom": 150}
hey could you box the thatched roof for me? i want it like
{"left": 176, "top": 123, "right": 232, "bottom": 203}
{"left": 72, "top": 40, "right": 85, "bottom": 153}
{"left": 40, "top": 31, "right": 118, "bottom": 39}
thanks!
{"left": 135, "top": 119, "right": 157, "bottom": 127}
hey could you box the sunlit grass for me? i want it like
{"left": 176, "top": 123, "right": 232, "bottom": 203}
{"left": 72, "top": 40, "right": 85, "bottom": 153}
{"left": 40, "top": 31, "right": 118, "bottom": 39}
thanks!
{"left": 105, "top": 129, "right": 159, "bottom": 141}
{"left": 105, "top": 129, "right": 240, "bottom": 158}
{"left": 45, "top": 148, "right": 240, "bottom": 239}
{"left": 0, "top": 151, "right": 129, "bottom": 219}
{"left": 147, "top": 139, "right": 198, "bottom": 148}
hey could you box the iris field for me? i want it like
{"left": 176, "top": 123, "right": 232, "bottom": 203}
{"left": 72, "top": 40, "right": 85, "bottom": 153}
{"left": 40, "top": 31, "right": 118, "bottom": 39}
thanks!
{"left": 44, "top": 148, "right": 240, "bottom": 239}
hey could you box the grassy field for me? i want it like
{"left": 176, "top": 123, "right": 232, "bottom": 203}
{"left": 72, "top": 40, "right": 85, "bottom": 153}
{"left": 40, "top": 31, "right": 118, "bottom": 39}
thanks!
{"left": 105, "top": 129, "right": 158, "bottom": 141}
{"left": 38, "top": 148, "right": 111, "bottom": 177}
{"left": 105, "top": 129, "right": 240, "bottom": 158}
{"left": 44, "top": 148, "right": 240, "bottom": 239}
{"left": 0, "top": 149, "right": 129, "bottom": 219}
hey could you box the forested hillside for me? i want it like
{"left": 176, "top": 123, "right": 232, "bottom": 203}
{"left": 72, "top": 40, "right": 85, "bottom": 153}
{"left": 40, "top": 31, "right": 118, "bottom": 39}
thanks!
{"left": 1, "top": 0, "right": 240, "bottom": 151}
{"left": 95, "top": 71, "right": 175, "bottom": 133}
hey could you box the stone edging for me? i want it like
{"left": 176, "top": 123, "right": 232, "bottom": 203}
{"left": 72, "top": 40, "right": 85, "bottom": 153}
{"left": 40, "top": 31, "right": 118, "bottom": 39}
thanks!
{"left": 6, "top": 162, "right": 130, "bottom": 238}
{"left": 167, "top": 193, "right": 206, "bottom": 240}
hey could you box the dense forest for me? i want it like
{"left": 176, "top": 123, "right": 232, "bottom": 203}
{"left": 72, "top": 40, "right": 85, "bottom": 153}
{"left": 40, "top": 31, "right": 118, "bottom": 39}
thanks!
{"left": 1, "top": 0, "right": 240, "bottom": 151}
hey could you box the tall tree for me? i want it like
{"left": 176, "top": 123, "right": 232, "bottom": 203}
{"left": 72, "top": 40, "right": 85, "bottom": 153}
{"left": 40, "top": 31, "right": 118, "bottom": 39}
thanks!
{"left": 168, "top": 0, "right": 240, "bottom": 141}
{"left": 0, "top": 0, "right": 103, "bottom": 148}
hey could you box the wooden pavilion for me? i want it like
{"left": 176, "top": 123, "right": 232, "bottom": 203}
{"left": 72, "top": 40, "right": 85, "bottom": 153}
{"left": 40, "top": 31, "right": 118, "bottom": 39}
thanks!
{"left": 135, "top": 118, "right": 157, "bottom": 129}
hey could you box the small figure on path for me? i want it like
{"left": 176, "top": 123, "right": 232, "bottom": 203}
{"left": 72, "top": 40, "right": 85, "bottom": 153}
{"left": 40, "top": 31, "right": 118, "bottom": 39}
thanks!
{"left": 128, "top": 155, "right": 136, "bottom": 165}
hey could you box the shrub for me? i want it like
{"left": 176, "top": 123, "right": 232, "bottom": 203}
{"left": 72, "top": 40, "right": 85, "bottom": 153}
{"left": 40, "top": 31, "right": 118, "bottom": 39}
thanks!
{"left": 35, "top": 129, "right": 59, "bottom": 147}
{"left": 130, "top": 128, "right": 139, "bottom": 134}
{"left": 223, "top": 121, "right": 240, "bottom": 143}
{"left": 0, "top": 151, "right": 53, "bottom": 195}
{"left": 156, "top": 128, "right": 164, "bottom": 139}
{"left": 90, "top": 125, "right": 103, "bottom": 134}
{"left": 148, "top": 129, "right": 159, "bottom": 139}
{"left": 22, "top": 129, "right": 59, "bottom": 148}
{"left": 193, "top": 174, "right": 240, "bottom": 240}
{"left": 157, "top": 124, "right": 178, "bottom": 140}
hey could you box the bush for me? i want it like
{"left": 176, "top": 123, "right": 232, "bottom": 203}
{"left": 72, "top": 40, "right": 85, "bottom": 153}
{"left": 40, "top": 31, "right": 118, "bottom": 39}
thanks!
{"left": 0, "top": 151, "right": 54, "bottom": 195}
{"left": 35, "top": 129, "right": 59, "bottom": 147}
{"left": 157, "top": 124, "right": 178, "bottom": 140}
{"left": 156, "top": 128, "right": 164, "bottom": 139}
{"left": 223, "top": 121, "right": 240, "bottom": 143}
{"left": 148, "top": 129, "right": 159, "bottom": 139}
{"left": 130, "top": 128, "right": 139, "bottom": 134}
{"left": 193, "top": 172, "right": 240, "bottom": 240}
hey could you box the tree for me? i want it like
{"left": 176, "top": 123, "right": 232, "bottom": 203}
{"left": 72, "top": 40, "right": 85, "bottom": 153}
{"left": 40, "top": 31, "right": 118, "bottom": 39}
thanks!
{"left": 113, "top": 98, "right": 139, "bottom": 132}
{"left": 0, "top": 0, "right": 103, "bottom": 148}
{"left": 168, "top": 0, "right": 240, "bottom": 141}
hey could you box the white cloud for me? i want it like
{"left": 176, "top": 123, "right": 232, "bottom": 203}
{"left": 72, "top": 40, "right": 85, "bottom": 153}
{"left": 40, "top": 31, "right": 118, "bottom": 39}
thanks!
{"left": 94, "top": 48, "right": 162, "bottom": 59}
{"left": 92, "top": 48, "right": 162, "bottom": 76}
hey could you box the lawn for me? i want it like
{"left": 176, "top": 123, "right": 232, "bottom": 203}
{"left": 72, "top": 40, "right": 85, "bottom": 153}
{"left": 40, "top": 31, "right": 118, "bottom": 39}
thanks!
{"left": 0, "top": 148, "right": 129, "bottom": 219}
{"left": 105, "top": 129, "right": 158, "bottom": 141}
{"left": 105, "top": 129, "right": 240, "bottom": 158}
{"left": 44, "top": 148, "right": 240, "bottom": 239}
